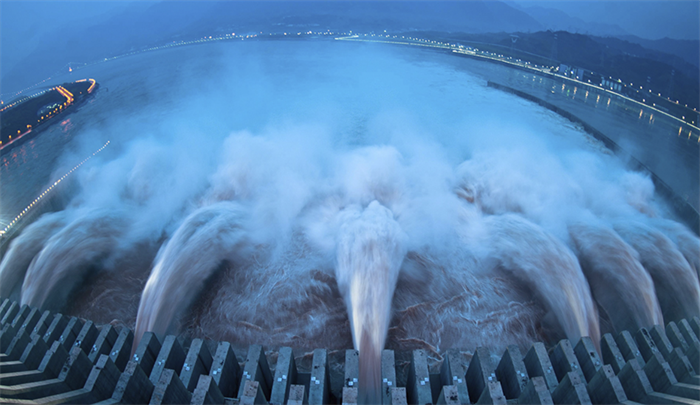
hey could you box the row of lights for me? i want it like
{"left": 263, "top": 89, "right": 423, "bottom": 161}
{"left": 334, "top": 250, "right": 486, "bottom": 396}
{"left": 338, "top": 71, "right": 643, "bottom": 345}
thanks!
{"left": 3, "top": 82, "right": 87, "bottom": 147}
{"left": 0, "top": 141, "right": 111, "bottom": 237}
{"left": 0, "top": 88, "right": 55, "bottom": 113}
{"left": 2, "top": 84, "right": 75, "bottom": 133}
{"left": 0, "top": 75, "right": 59, "bottom": 106}
{"left": 2, "top": 76, "right": 94, "bottom": 117}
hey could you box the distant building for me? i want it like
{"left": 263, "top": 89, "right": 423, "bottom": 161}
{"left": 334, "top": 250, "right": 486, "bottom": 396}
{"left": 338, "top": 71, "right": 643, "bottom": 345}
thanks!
{"left": 557, "top": 64, "right": 587, "bottom": 81}
{"left": 559, "top": 63, "right": 569, "bottom": 77}
{"left": 601, "top": 79, "right": 623, "bottom": 92}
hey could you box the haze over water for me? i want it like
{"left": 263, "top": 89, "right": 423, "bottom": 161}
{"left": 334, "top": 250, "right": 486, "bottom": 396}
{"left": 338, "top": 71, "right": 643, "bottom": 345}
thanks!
{"left": 1, "top": 39, "right": 699, "bottom": 400}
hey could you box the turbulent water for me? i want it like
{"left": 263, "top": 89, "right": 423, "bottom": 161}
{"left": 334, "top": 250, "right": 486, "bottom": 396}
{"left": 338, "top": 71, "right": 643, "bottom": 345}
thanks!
{"left": 1, "top": 39, "right": 699, "bottom": 396}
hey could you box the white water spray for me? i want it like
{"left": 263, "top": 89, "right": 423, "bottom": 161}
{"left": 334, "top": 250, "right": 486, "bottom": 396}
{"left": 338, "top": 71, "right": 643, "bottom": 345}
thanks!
{"left": 568, "top": 222, "right": 663, "bottom": 334}
{"left": 133, "top": 201, "right": 249, "bottom": 348}
{"left": 0, "top": 212, "right": 67, "bottom": 301}
{"left": 21, "top": 210, "right": 125, "bottom": 310}
{"left": 614, "top": 221, "right": 700, "bottom": 321}
{"left": 470, "top": 214, "right": 600, "bottom": 345}
{"left": 651, "top": 218, "right": 700, "bottom": 281}
{"left": 335, "top": 201, "right": 406, "bottom": 403}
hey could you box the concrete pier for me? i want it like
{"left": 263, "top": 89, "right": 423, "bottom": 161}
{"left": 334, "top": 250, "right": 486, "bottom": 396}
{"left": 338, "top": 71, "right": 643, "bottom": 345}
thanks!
{"left": 308, "top": 348, "right": 330, "bottom": 405}
{"left": 132, "top": 332, "right": 161, "bottom": 376}
{"left": 439, "top": 350, "right": 469, "bottom": 405}
{"left": 574, "top": 337, "right": 602, "bottom": 382}
{"left": 108, "top": 329, "right": 133, "bottom": 371}
{"left": 191, "top": 374, "right": 225, "bottom": 405}
{"left": 241, "top": 380, "right": 269, "bottom": 405}
{"left": 179, "top": 338, "right": 212, "bottom": 391}
{"left": 517, "top": 377, "right": 553, "bottom": 404}
{"left": 42, "top": 314, "right": 67, "bottom": 346}
{"left": 585, "top": 365, "right": 627, "bottom": 404}
{"left": 391, "top": 387, "right": 408, "bottom": 405}
{"left": 0, "top": 298, "right": 698, "bottom": 404}
{"left": 667, "top": 347, "right": 697, "bottom": 384}
{"left": 287, "top": 384, "right": 306, "bottom": 405}
{"left": 615, "top": 330, "right": 646, "bottom": 368}
{"left": 436, "top": 384, "right": 459, "bottom": 405}
{"left": 107, "top": 359, "right": 154, "bottom": 404}
{"left": 31, "top": 310, "right": 53, "bottom": 339}
{"left": 74, "top": 321, "right": 99, "bottom": 356}
{"left": 523, "top": 342, "right": 558, "bottom": 390}
{"left": 271, "top": 347, "right": 296, "bottom": 405}
{"left": 494, "top": 345, "right": 528, "bottom": 399}
{"left": 382, "top": 349, "right": 398, "bottom": 405}
{"left": 209, "top": 341, "right": 239, "bottom": 398}
{"left": 407, "top": 349, "right": 433, "bottom": 405}
{"left": 238, "top": 344, "right": 273, "bottom": 401}
{"left": 150, "top": 368, "right": 191, "bottom": 405}
{"left": 667, "top": 322, "right": 691, "bottom": 353}
{"left": 600, "top": 333, "right": 627, "bottom": 374}
{"left": 475, "top": 380, "right": 506, "bottom": 405}
{"left": 88, "top": 326, "right": 117, "bottom": 364}
{"left": 465, "top": 347, "right": 497, "bottom": 401}
{"left": 343, "top": 386, "right": 358, "bottom": 405}
{"left": 57, "top": 317, "right": 83, "bottom": 349}
{"left": 148, "top": 336, "right": 183, "bottom": 385}
{"left": 344, "top": 349, "right": 359, "bottom": 389}
{"left": 550, "top": 371, "right": 592, "bottom": 405}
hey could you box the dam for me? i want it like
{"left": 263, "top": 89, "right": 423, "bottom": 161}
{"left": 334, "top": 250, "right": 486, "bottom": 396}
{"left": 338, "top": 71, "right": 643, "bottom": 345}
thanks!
{"left": 0, "top": 297, "right": 698, "bottom": 404}
{"left": 0, "top": 37, "right": 698, "bottom": 404}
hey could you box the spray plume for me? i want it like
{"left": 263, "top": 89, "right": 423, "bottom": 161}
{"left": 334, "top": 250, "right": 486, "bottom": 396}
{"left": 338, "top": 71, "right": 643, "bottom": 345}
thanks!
{"left": 651, "top": 218, "right": 700, "bottom": 281}
{"left": 133, "top": 201, "right": 249, "bottom": 348}
{"left": 614, "top": 221, "right": 700, "bottom": 321}
{"left": 21, "top": 209, "right": 126, "bottom": 310}
{"left": 470, "top": 214, "right": 600, "bottom": 345}
{"left": 0, "top": 212, "right": 67, "bottom": 302}
{"left": 335, "top": 201, "right": 406, "bottom": 403}
{"left": 568, "top": 222, "right": 663, "bottom": 334}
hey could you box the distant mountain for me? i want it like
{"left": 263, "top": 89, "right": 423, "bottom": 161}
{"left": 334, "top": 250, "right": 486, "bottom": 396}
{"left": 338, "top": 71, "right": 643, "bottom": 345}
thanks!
{"left": 508, "top": 2, "right": 699, "bottom": 70}
{"left": 615, "top": 35, "right": 700, "bottom": 69}
{"left": 508, "top": 0, "right": 700, "bottom": 41}
{"left": 516, "top": 5, "right": 629, "bottom": 38}
{"left": 2, "top": 1, "right": 544, "bottom": 94}
{"left": 591, "top": 36, "right": 699, "bottom": 78}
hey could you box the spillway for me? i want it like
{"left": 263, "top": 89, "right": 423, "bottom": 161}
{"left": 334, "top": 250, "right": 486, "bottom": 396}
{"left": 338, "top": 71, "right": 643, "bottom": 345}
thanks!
{"left": 0, "top": 38, "right": 698, "bottom": 404}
